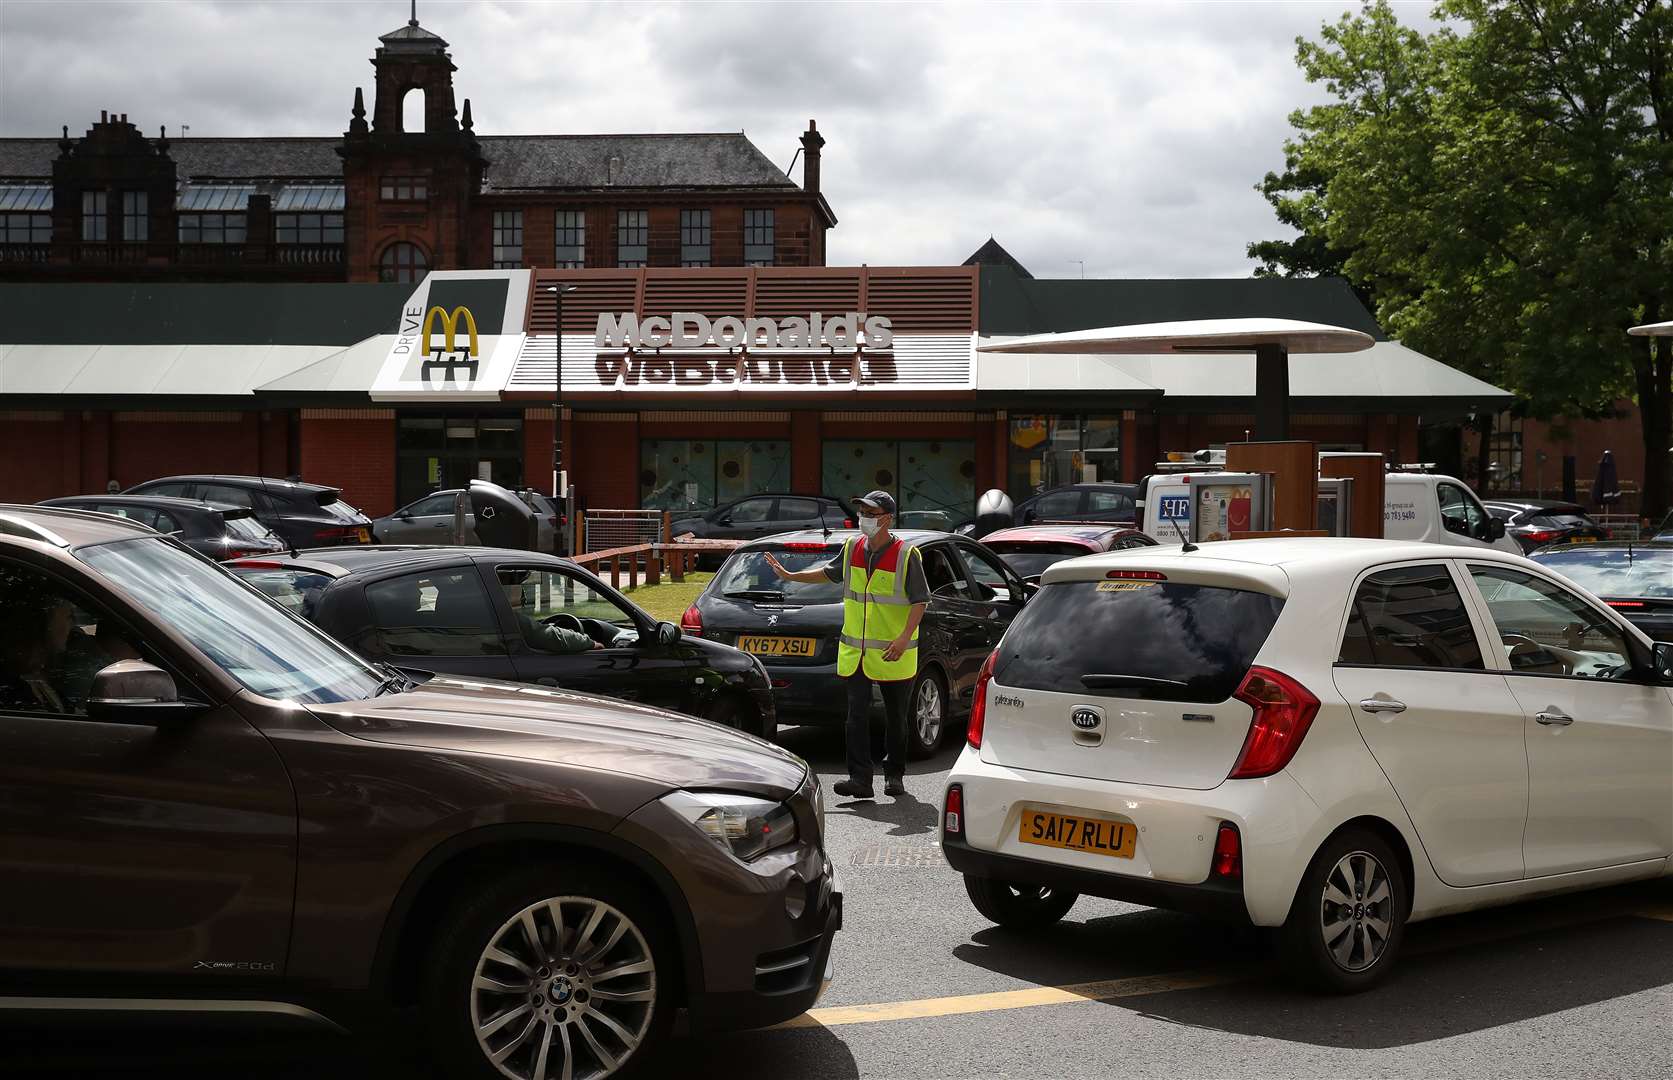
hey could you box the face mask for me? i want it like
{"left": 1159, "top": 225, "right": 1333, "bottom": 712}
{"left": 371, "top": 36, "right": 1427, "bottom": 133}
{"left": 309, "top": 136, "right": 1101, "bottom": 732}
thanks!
{"left": 858, "top": 515, "right": 882, "bottom": 538}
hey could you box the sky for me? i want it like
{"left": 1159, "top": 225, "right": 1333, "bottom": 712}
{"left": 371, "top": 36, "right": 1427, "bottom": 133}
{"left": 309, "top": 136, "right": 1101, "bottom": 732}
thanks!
{"left": 0, "top": 0, "right": 1442, "bottom": 278}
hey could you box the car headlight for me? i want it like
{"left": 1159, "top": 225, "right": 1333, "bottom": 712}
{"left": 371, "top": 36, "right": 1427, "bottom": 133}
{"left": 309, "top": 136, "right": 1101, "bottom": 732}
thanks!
{"left": 662, "top": 790, "right": 798, "bottom": 862}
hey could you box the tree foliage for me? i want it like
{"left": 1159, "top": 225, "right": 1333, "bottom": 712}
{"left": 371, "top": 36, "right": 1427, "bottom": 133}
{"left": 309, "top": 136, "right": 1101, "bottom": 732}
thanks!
{"left": 1251, "top": 0, "right": 1672, "bottom": 516}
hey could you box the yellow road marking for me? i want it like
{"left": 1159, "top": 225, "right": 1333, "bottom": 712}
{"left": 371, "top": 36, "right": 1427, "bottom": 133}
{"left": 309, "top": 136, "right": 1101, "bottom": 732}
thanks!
{"left": 777, "top": 970, "right": 1237, "bottom": 1029}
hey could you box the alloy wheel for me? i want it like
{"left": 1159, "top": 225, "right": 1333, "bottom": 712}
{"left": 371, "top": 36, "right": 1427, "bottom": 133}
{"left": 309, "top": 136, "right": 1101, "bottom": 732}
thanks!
{"left": 470, "top": 896, "right": 656, "bottom": 1080}
{"left": 1319, "top": 850, "right": 1393, "bottom": 973}
{"left": 914, "top": 676, "right": 944, "bottom": 747}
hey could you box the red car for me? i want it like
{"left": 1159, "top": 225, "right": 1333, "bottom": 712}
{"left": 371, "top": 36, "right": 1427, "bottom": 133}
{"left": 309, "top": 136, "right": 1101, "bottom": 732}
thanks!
{"left": 979, "top": 524, "right": 1158, "bottom": 581}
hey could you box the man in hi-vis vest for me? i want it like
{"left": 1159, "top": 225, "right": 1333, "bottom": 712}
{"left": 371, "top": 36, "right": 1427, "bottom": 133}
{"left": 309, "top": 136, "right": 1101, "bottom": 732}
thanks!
{"left": 764, "top": 490, "right": 928, "bottom": 799}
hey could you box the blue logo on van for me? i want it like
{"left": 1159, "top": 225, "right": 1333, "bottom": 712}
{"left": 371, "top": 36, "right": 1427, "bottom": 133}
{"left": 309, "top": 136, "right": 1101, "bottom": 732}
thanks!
{"left": 1158, "top": 495, "right": 1190, "bottom": 521}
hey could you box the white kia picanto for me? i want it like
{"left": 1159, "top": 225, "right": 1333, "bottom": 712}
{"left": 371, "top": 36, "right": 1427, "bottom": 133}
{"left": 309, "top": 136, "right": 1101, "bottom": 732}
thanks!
{"left": 942, "top": 537, "right": 1673, "bottom": 991}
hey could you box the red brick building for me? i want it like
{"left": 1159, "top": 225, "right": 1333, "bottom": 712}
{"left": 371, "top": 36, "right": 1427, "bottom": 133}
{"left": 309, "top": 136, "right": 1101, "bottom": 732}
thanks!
{"left": 0, "top": 15, "right": 832, "bottom": 284}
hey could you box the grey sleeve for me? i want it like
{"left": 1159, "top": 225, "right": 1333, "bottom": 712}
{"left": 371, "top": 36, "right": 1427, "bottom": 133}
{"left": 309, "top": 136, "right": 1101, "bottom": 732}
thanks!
{"left": 903, "top": 551, "right": 930, "bottom": 604}
{"left": 819, "top": 559, "right": 844, "bottom": 583}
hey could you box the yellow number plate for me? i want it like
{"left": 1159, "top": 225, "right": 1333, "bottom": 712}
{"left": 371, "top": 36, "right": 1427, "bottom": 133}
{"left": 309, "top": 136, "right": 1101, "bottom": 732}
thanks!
{"left": 1019, "top": 810, "right": 1137, "bottom": 859}
{"left": 356, "top": 527, "right": 372, "bottom": 543}
{"left": 737, "top": 635, "right": 818, "bottom": 657}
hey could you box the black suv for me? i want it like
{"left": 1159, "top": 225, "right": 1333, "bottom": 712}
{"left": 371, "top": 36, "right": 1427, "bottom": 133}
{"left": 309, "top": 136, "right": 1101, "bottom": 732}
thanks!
{"left": 0, "top": 505, "right": 837, "bottom": 1078}
{"left": 38, "top": 494, "right": 286, "bottom": 561}
{"left": 126, "top": 474, "right": 374, "bottom": 549}
{"left": 230, "top": 546, "right": 775, "bottom": 738}
{"left": 684, "top": 530, "right": 1031, "bottom": 756}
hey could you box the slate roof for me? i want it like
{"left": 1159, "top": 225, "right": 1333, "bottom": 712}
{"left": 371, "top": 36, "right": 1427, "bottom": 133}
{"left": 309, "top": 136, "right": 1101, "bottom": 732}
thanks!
{"left": 963, "top": 237, "right": 1033, "bottom": 279}
{"left": 0, "top": 283, "right": 410, "bottom": 345}
{"left": 0, "top": 133, "right": 797, "bottom": 190}
{"left": 978, "top": 266, "right": 1386, "bottom": 340}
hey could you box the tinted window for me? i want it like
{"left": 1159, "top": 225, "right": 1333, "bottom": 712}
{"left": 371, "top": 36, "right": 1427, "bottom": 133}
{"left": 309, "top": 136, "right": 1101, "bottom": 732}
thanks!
{"left": 1034, "top": 490, "right": 1080, "bottom": 519}
{"left": 1530, "top": 513, "right": 1591, "bottom": 528}
{"left": 777, "top": 498, "right": 819, "bottom": 520}
{"left": 0, "top": 560, "right": 156, "bottom": 717}
{"left": 232, "top": 566, "right": 334, "bottom": 620}
{"left": 995, "top": 580, "right": 1284, "bottom": 703}
{"left": 1485, "top": 505, "right": 1518, "bottom": 521}
{"left": 407, "top": 493, "right": 459, "bottom": 516}
{"left": 199, "top": 483, "right": 255, "bottom": 509}
{"left": 713, "top": 547, "right": 844, "bottom": 603}
{"left": 1533, "top": 546, "right": 1673, "bottom": 599}
{"left": 365, "top": 569, "right": 505, "bottom": 657}
{"left": 921, "top": 546, "right": 969, "bottom": 597}
{"left": 142, "top": 482, "right": 194, "bottom": 499}
{"left": 318, "top": 497, "right": 366, "bottom": 524}
{"left": 150, "top": 510, "right": 184, "bottom": 535}
{"left": 91, "top": 503, "right": 159, "bottom": 529}
{"left": 1469, "top": 566, "right": 1632, "bottom": 679}
{"left": 497, "top": 567, "right": 634, "bottom": 625}
{"left": 1438, "top": 483, "right": 1486, "bottom": 539}
{"left": 989, "top": 542, "right": 1090, "bottom": 580}
{"left": 1087, "top": 490, "right": 1135, "bottom": 517}
{"left": 958, "top": 544, "right": 1017, "bottom": 603}
{"left": 223, "top": 515, "right": 273, "bottom": 542}
{"left": 728, "top": 499, "right": 774, "bottom": 523}
{"left": 1338, "top": 564, "right": 1484, "bottom": 669}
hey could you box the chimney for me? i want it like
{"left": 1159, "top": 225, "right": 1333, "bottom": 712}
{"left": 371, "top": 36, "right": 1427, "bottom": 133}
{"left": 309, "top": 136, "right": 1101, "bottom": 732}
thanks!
{"left": 607, "top": 156, "right": 621, "bottom": 186}
{"left": 799, "top": 119, "right": 824, "bottom": 195}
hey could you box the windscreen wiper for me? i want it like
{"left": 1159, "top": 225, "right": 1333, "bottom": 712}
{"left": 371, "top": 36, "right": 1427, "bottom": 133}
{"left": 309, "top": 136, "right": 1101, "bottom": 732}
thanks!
{"left": 1080, "top": 673, "right": 1191, "bottom": 689}
{"left": 724, "top": 589, "right": 786, "bottom": 601}
{"left": 373, "top": 663, "right": 414, "bottom": 696}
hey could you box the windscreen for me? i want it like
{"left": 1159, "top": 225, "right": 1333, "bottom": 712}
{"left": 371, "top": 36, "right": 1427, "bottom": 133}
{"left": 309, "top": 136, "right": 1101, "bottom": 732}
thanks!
{"left": 994, "top": 579, "right": 1284, "bottom": 703}
{"left": 986, "top": 542, "right": 1090, "bottom": 580}
{"left": 713, "top": 547, "right": 845, "bottom": 603}
{"left": 1534, "top": 547, "right": 1673, "bottom": 599}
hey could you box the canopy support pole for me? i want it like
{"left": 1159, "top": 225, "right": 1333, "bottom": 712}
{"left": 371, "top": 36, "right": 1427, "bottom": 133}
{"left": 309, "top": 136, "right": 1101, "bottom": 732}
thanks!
{"left": 1254, "top": 343, "right": 1290, "bottom": 440}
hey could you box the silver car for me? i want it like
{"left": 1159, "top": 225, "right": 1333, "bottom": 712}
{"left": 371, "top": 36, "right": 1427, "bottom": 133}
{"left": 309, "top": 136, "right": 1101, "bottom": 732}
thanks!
{"left": 374, "top": 486, "right": 558, "bottom": 552}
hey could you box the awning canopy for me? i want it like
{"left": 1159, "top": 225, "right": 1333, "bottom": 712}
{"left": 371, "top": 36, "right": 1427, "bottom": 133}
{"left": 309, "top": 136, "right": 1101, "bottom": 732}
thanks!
{"left": 0, "top": 343, "right": 344, "bottom": 397}
{"left": 980, "top": 318, "right": 1375, "bottom": 356}
{"left": 1628, "top": 320, "right": 1673, "bottom": 337}
{"left": 257, "top": 335, "right": 398, "bottom": 394}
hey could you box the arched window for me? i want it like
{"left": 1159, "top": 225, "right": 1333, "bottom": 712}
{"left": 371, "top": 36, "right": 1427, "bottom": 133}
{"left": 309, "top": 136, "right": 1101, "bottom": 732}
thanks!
{"left": 401, "top": 86, "right": 426, "bottom": 134}
{"left": 380, "top": 242, "right": 428, "bottom": 284}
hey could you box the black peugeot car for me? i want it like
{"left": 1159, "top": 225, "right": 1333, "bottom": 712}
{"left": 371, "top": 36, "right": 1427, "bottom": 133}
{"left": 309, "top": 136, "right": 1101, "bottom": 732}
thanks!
{"left": 1531, "top": 540, "right": 1673, "bottom": 642}
{"left": 229, "top": 545, "right": 776, "bottom": 737}
{"left": 683, "top": 530, "right": 1031, "bottom": 757}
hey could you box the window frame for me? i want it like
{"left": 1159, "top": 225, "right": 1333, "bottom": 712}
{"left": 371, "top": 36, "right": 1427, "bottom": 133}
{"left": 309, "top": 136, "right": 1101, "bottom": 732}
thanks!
{"left": 679, "top": 209, "right": 711, "bottom": 267}
{"left": 362, "top": 566, "right": 510, "bottom": 659}
{"left": 1460, "top": 561, "right": 1646, "bottom": 683}
{"left": 275, "top": 212, "right": 345, "bottom": 245}
{"left": 177, "top": 211, "right": 248, "bottom": 245}
{"left": 491, "top": 563, "right": 647, "bottom": 638}
{"left": 81, "top": 190, "right": 107, "bottom": 242}
{"left": 491, "top": 209, "right": 524, "bottom": 270}
{"left": 743, "top": 208, "right": 775, "bottom": 266}
{"left": 379, "top": 241, "right": 429, "bottom": 284}
{"left": 3, "top": 212, "right": 52, "bottom": 245}
{"left": 616, "top": 209, "right": 648, "bottom": 268}
{"left": 379, "top": 176, "right": 430, "bottom": 202}
{"left": 554, "top": 210, "right": 586, "bottom": 268}
{"left": 121, "top": 191, "right": 149, "bottom": 242}
{"left": 1333, "top": 559, "right": 1497, "bottom": 674}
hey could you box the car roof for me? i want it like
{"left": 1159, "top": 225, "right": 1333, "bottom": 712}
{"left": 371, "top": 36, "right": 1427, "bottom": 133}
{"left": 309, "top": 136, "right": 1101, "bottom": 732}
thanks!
{"left": 982, "top": 525, "right": 1131, "bottom": 546}
{"left": 0, "top": 503, "right": 159, "bottom": 548}
{"left": 1485, "top": 499, "right": 1584, "bottom": 512}
{"left": 1531, "top": 540, "right": 1673, "bottom": 554}
{"left": 720, "top": 492, "right": 845, "bottom": 504}
{"left": 228, "top": 544, "right": 576, "bottom": 579}
{"left": 738, "top": 528, "right": 946, "bottom": 550}
{"left": 42, "top": 494, "right": 236, "bottom": 513}
{"left": 139, "top": 474, "right": 338, "bottom": 495}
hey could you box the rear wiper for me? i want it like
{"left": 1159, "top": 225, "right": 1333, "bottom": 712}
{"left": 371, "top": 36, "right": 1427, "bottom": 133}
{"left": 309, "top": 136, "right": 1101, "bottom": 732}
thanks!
{"left": 724, "top": 589, "right": 786, "bottom": 600}
{"left": 1081, "top": 673, "right": 1190, "bottom": 689}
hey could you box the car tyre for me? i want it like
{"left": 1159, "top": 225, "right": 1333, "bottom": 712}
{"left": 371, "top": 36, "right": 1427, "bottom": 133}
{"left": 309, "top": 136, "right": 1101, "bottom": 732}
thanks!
{"left": 707, "top": 693, "right": 775, "bottom": 743}
{"left": 1279, "top": 827, "right": 1407, "bottom": 994}
{"left": 963, "top": 875, "right": 1079, "bottom": 929}
{"left": 423, "top": 864, "right": 674, "bottom": 1080}
{"left": 905, "top": 667, "right": 948, "bottom": 759}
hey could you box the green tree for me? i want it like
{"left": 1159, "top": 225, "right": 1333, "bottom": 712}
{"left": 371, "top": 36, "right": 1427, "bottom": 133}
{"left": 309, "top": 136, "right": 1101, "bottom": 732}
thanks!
{"left": 1253, "top": 0, "right": 1672, "bottom": 518}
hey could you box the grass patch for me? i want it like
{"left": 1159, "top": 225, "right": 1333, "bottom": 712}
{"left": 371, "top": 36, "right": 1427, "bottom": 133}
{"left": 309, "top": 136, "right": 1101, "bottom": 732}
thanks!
{"left": 624, "top": 571, "right": 714, "bottom": 623}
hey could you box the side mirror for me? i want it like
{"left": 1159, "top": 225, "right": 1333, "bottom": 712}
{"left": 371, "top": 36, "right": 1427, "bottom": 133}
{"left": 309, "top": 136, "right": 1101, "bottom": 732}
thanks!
{"left": 1653, "top": 642, "right": 1673, "bottom": 683}
{"left": 716, "top": 516, "right": 732, "bottom": 527}
{"left": 397, "top": 510, "right": 413, "bottom": 520}
{"left": 86, "top": 660, "right": 198, "bottom": 725}
{"left": 656, "top": 621, "right": 682, "bottom": 646}
{"left": 1488, "top": 519, "right": 1507, "bottom": 541}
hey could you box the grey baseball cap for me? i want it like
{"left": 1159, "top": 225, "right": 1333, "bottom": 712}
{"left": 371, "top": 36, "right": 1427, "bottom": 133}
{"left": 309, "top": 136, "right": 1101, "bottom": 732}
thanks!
{"left": 852, "top": 490, "right": 898, "bottom": 516}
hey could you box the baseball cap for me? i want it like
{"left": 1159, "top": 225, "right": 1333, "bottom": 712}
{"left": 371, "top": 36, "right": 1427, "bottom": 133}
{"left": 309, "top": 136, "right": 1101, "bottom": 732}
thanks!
{"left": 852, "top": 490, "right": 898, "bottom": 516}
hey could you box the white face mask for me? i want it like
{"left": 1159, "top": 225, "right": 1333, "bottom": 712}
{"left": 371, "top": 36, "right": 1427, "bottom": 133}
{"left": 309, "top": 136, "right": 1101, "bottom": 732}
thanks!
{"left": 858, "top": 515, "right": 883, "bottom": 538}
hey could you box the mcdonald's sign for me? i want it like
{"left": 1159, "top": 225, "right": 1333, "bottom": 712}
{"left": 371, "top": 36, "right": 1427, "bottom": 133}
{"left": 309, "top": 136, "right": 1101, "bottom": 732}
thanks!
{"left": 420, "top": 305, "right": 479, "bottom": 357}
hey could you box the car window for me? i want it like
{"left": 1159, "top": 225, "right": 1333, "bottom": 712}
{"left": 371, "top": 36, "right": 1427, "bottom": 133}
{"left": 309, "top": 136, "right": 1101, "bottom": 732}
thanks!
{"left": 996, "top": 580, "right": 1285, "bottom": 703}
{"left": 317, "top": 496, "right": 366, "bottom": 524}
{"left": 199, "top": 483, "right": 256, "bottom": 509}
{"left": 1467, "top": 566, "right": 1633, "bottom": 680}
{"left": 91, "top": 504, "right": 159, "bottom": 529}
{"left": 1530, "top": 513, "right": 1591, "bottom": 529}
{"left": 1533, "top": 546, "right": 1673, "bottom": 599}
{"left": 223, "top": 515, "right": 273, "bottom": 542}
{"left": 407, "top": 493, "right": 459, "bottom": 516}
{"left": 777, "top": 497, "right": 819, "bottom": 520}
{"left": 142, "top": 482, "right": 194, "bottom": 499}
{"left": 230, "top": 566, "right": 334, "bottom": 621}
{"left": 0, "top": 560, "right": 160, "bottom": 717}
{"left": 365, "top": 569, "right": 507, "bottom": 657}
{"left": 727, "top": 498, "right": 774, "bottom": 523}
{"left": 714, "top": 546, "right": 845, "bottom": 603}
{"left": 150, "top": 510, "right": 183, "bottom": 535}
{"left": 1437, "top": 483, "right": 1486, "bottom": 539}
{"left": 1034, "top": 490, "right": 1081, "bottom": 519}
{"left": 1485, "top": 505, "right": 1517, "bottom": 521}
{"left": 922, "top": 545, "right": 969, "bottom": 598}
{"left": 1339, "top": 564, "right": 1484, "bottom": 669}
{"left": 987, "top": 542, "right": 1088, "bottom": 581}
{"left": 1086, "top": 490, "right": 1134, "bottom": 517}
{"left": 497, "top": 567, "right": 636, "bottom": 627}
{"left": 958, "top": 544, "right": 1016, "bottom": 603}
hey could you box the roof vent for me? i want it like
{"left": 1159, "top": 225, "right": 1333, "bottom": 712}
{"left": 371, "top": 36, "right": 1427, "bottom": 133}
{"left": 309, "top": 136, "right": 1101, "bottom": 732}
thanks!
{"left": 607, "top": 155, "right": 621, "bottom": 186}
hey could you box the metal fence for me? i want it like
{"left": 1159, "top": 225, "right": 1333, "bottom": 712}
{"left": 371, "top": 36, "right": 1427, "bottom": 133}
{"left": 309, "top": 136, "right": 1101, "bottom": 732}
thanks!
{"left": 581, "top": 509, "right": 667, "bottom": 554}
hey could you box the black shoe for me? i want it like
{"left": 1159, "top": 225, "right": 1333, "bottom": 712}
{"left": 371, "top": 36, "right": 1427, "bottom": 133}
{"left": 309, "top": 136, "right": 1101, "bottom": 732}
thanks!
{"left": 884, "top": 777, "right": 907, "bottom": 797}
{"left": 833, "top": 778, "right": 874, "bottom": 799}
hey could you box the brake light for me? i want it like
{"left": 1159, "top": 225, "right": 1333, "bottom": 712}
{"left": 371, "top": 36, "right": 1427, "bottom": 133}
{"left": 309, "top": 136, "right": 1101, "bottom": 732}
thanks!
{"left": 1228, "top": 666, "right": 1320, "bottom": 779}
{"left": 1606, "top": 600, "right": 1644, "bottom": 609}
{"left": 944, "top": 784, "right": 963, "bottom": 836}
{"left": 967, "top": 649, "right": 999, "bottom": 748}
{"left": 1212, "top": 822, "right": 1242, "bottom": 878}
{"left": 1522, "top": 529, "right": 1558, "bottom": 544}
{"left": 843, "top": 519, "right": 854, "bottom": 528}
{"left": 780, "top": 542, "right": 832, "bottom": 552}
{"left": 1105, "top": 569, "right": 1166, "bottom": 580}
{"left": 224, "top": 547, "right": 264, "bottom": 560}
{"left": 680, "top": 603, "right": 704, "bottom": 637}
{"left": 313, "top": 525, "right": 355, "bottom": 543}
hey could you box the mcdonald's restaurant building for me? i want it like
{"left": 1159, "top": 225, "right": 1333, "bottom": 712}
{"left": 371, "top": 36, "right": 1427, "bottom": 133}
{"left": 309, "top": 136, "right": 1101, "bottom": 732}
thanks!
{"left": 0, "top": 264, "right": 1507, "bottom": 520}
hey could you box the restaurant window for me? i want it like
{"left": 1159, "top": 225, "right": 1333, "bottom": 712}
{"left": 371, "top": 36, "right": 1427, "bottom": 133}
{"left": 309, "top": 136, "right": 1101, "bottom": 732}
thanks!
{"left": 178, "top": 212, "right": 248, "bottom": 244}
{"left": 680, "top": 209, "right": 711, "bottom": 267}
{"left": 554, "top": 210, "right": 585, "bottom": 268}
{"left": 396, "top": 414, "right": 525, "bottom": 507}
{"left": 380, "top": 176, "right": 428, "bottom": 201}
{"left": 822, "top": 439, "right": 977, "bottom": 530}
{"left": 617, "top": 209, "right": 648, "bottom": 268}
{"left": 121, "top": 192, "right": 149, "bottom": 241}
{"left": 491, "top": 210, "right": 523, "bottom": 269}
{"left": 379, "top": 241, "right": 429, "bottom": 284}
{"left": 275, "top": 213, "right": 344, "bottom": 244}
{"left": 743, "top": 209, "right": 774, "bottom": 266}
{"left": 81, "top": 191, "right": 107, "bottom": 241}
{"left": 2, "top": 213, "right": 51, "bottom": 245}
{"left": 640, "top": 440, "right": 790, "bottom": 511}
{"left": 1007, "top": 415, "right": 1123, "bottom": 501}
{"left": 1485, "top": 410, "right": 1523, "bottom": 494}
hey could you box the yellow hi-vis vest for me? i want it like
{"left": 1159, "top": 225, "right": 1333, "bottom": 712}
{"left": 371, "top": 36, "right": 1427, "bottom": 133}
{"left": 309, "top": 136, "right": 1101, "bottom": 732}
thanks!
{"left": 837, "top": 536, "right": 922, "bottom": 681}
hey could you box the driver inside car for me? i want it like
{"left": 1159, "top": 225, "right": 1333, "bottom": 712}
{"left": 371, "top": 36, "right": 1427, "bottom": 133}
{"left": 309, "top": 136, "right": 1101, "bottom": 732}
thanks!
{"left": 500, "top": 575, "right": 602, "bottom": 654}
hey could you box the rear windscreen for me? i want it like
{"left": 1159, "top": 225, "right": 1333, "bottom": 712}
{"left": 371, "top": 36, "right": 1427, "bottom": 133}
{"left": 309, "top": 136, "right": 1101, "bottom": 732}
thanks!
{"left": 994, "top": 580, "right": 1284, "bottom": 703}
{"left": 712, "top": 548, "right": 845, "bottom": 603}
{"left": 223, "top": 515, "right": 274, "bottom": 542}
{"left": 316, "top": 496, "right": 366, "bottom": 523}
{"left": 987, "top": 543, "right": 1090, "bottom": 580}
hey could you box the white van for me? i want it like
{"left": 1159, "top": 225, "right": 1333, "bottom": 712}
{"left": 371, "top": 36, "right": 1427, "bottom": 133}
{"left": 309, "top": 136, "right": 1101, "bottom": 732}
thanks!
{"left": 1139, "top": 471, "right": 1519, "bottom": 553}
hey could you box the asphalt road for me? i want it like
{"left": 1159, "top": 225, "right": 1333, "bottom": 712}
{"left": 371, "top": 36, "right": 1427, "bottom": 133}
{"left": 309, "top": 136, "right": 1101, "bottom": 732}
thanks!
{"left": 5, "top": 721, "right": 1671, "bottom": 1079}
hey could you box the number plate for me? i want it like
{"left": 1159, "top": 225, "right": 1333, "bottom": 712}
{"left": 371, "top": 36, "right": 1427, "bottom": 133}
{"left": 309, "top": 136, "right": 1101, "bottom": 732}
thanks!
{"left": 737, "top": 635, "right": 818, "bottom": 657}
{"left": 356, "top": 527, "right": 372, "bottom": 543}
{"left": 1019, "top": 809, "right": 1136, "bottom": 859}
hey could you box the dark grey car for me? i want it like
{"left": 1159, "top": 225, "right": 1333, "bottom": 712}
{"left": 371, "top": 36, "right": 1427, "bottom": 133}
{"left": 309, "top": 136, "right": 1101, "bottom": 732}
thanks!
{"left": 0, "top": 504, "right": 839, "bottom": 1079}
{"left": 126, "top": 474, "right": 374, "bottom": 549}
{"left": 38, "top": 494, "right": 286, "bottom": 561}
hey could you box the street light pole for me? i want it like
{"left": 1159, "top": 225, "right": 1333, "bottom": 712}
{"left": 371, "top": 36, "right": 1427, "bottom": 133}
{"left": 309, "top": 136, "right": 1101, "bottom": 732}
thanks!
{"left": 546, "top": 282, "right": 578, "bottom": 550}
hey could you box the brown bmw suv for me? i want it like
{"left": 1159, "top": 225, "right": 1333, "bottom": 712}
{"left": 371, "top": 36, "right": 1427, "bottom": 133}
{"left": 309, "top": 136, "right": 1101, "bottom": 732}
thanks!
{"left": 0, "top": 505, "right": 840, "bottom": 1079}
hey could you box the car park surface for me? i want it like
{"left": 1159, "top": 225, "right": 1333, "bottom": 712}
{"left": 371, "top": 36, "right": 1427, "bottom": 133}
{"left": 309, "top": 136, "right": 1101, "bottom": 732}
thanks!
{"left": 37, "top": 494, "right": 286, "bottom": 561}
{"left": 1531, "top": 540, "right": 1673, "bottom": 642}
{"left": 228, "top": 545, "right": 775, "bottom": 737}
{"left": 125, "top": 475, "right": 374, "bottom": 549}
{"left": 685, "top": 529, "right": 1030, "bottom": 756}
{"left": 0, "top": 504, "right": 838, "bottom": 1079}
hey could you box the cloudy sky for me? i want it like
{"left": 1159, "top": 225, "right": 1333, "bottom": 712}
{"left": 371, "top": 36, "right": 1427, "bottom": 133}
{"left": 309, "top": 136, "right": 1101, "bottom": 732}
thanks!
{"left": 0, "top": 0, "right": 1439, "bottom": 278}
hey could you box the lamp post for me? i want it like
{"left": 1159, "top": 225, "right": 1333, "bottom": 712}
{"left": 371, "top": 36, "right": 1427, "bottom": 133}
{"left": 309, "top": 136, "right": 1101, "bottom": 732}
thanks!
{"left": 546, "top": 282, "right": 578, "bottom": 550}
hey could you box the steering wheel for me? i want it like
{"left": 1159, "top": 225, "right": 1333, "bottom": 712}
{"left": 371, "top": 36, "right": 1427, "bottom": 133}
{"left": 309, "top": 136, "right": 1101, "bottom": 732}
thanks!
{"left": 541, "top": 612, "right": 584, "bottom": 633}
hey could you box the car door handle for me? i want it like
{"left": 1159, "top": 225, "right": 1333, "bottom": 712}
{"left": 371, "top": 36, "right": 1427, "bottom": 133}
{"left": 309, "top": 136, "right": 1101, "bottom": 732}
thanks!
{"left": 1358, "top": 698, "right": 1407, "bottom": 714}
{"left": 1535, "top": 709, "right": 1574, "bottom": 726}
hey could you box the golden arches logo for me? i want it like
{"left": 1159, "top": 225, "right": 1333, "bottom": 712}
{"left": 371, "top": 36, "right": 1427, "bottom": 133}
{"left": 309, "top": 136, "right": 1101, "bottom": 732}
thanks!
{"left": 420, "top": 305, "right": 479, "bottom": 357}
